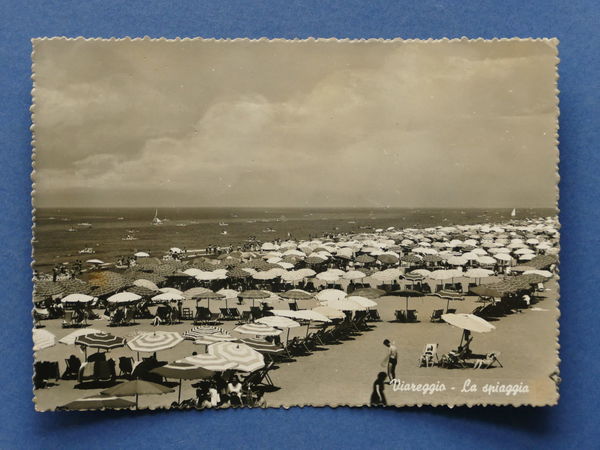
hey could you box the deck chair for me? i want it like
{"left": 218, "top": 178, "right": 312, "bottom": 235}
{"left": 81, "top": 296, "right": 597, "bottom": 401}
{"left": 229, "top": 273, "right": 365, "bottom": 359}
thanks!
{"left": 93, "top": 360, "right": 114, "bottom": 382}
{"left": 62, "top": 310, "right": 74, "bottom": 328}
{"left": 228, "top": 308, "right": 241, "bottom": 320}
{"left": 406, "top": 310, "right": 418, "bottom": 323}
{"left": 181, "top": 307, "right": 193, "bottom": 320}
{"left": 63, "top": 356, "right": 81, "bottom": 379}
{"left": 122, "top": 308, "right": 135, "bottom": 326}
{"left": 208, "top": 312, "right": 221, "bottom": 324}
{"left": 366, "top": 309, "right": 381, "bottom": 322}
{"left": 218, "top": 307, "right": 231, "bottom": 320}
{"left": 419, "top": 343, "right": 439, "bottom": 367}
{"left": 430, "top": 309, "right": 444, "bottom": 322}
{"left": 250, "top": 306, "right": 262, "bottom": 320}
{"left": 394, "top": 310, "right": 407, "bottom": 322}
{"left": 119, "top": 356, "right": 134, "bottom": 377}
{"left": 238, "top": 310, "right": 252, "bottom": 324}
{"left": 473, "top": 352, "right": 503, "bottom": 369}
{"left": 288, "top": 302, "right": 298, "bottom": 311}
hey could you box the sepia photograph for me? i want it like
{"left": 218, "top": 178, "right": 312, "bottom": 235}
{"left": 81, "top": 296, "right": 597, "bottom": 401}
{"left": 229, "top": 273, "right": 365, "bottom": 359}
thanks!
{"left": 31, "top": 38, "right": 559, "bottom": 411}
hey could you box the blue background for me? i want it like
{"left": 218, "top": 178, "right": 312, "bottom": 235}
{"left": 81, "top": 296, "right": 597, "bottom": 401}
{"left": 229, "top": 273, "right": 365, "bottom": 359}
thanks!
{"left": 1, "top": 1, "right": 598, "bottom": 448}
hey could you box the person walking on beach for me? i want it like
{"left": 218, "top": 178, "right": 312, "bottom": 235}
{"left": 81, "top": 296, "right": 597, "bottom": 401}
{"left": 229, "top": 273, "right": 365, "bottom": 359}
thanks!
{"left": 382, "top": 339, "right": 398, "bottom": 382}
{"left": 370, "top": 372, "right": 388, "bottom": 406}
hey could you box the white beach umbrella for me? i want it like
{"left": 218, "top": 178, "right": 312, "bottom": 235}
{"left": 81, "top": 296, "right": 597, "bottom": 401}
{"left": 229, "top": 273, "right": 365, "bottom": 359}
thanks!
{"left": 315, "top": 289, "right": 347, "bottom": 302}
{"left": 33, "top": 329, "right": 56, "bottom": 351}
{"left": 61, "top": 293, "right": 95, "bottom": 304}
{"left": 107, "top": 292, "right": 142, "bottom": 304}
{"left": 59, "top": 328, "right": 103, "bottom": 345}
{"left": 133, "top": 279, "right": 159, "bottom": 291}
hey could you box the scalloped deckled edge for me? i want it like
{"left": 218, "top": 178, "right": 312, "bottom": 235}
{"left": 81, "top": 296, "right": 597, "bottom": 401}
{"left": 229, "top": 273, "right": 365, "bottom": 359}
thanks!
{"left": 30, "top": 37, "right": 561, "bottom": 411}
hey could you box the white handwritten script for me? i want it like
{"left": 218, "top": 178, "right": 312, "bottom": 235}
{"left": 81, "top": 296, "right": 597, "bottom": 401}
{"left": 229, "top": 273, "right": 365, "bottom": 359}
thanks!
{"left": 390, "top": 378, "right": 530, "bottom": 396}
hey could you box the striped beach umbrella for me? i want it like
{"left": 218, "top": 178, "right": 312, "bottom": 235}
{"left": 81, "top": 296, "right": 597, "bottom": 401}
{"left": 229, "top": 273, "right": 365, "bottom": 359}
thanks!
{"left": 34, "top": 280, "right": 64, "bottom": 298}
{"left": 127, "top": 331, "right": 183, "bottom": 354}
{"left": 181, "top": 354, "right": 238, "bottom": 371}
{"left": 241, "top": 338, "right": 285, "bottom": 355}
{"left": 75, "top": 332, "right": 126, "bottom": 350}
{"left": 194, "top": 333, "right": 238, "bottom": 346}
{"left": 151, "top": 362, "right": 215, "bottom": 403}
{"left": 279, "top": 289, "right": 313, "bottom": 300}
{"left": 100, "top": 379, "right": 175, "bottom": 409}
{"left": 58, "top": 328, "right": 102, "bottom": 345}
{"left": 208, "top": 342, "right": 265, "bottom": 372}
{"left": 127, "top": 285, "right": 159, "bottom": 297}
{"left": 182, "top": 326, "right": 229, "bottom": 340}
{"left": 59, "top": 279, "right": 91, "bottom": 295}
{"left": 33, "top": 329, "right": 56, "bottom": 351}
{"left": 435, "top": 290, "right": 465, "bottom": 312}
{"left": 234, "top": 323, "right": 282, "bottom": 337}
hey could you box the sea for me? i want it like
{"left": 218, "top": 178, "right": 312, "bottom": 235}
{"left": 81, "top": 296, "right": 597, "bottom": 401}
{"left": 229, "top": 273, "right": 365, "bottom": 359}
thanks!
{"left": 33, "top": 207, "right": 556, "bottom": 273}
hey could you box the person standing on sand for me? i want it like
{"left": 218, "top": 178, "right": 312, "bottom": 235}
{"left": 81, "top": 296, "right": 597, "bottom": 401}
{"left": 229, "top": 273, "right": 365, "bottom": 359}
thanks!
{"left": 382, "top": 339, "right": 398, "bottom": 382}
{"left": 370, "top": 372, "right": 388, "bottom": 406}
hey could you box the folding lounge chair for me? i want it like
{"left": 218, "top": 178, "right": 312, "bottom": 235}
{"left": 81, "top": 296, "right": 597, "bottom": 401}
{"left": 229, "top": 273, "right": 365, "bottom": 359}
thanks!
{"left": 118, "top": 356, "right": 134, "bottom": 377}
{"left": 430, "top": 309, "right": 444, "bottom": 322}
{"left": 418, "top": 343, "right": 439, "bottom": 367}
{"left": 394, "top": 310, "right": 407, "bottom": 323}
{"left": 406, "top": 310, "right": 418, "bottom": 323}
{"left": 238, "top": 311, "right": 252, "bottom": 324}
{"left": 62, "top": 310, "right": 74, "bottom": 328}
{"left": 228, "top": 308, "right": 242, "bottom": 321}
{"left": 473, "top": 352, "right": 503, "bottom": 369}
{"left": 366, "top": 309, "right": 381, "bottom": 322}
{"left": 181, "top": 307, "right": 193, "bottom": 320}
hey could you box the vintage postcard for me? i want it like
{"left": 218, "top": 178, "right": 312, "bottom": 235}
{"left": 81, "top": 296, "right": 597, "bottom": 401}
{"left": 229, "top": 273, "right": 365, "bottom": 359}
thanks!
{"left": 31, "top": 38, "right": 559, "bottom": 411}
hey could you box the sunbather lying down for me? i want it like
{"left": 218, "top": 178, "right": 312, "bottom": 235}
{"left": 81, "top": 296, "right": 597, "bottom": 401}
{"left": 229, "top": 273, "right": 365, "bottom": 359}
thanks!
{"left": 473, "top": 352, "right": 501, "bottom": 369}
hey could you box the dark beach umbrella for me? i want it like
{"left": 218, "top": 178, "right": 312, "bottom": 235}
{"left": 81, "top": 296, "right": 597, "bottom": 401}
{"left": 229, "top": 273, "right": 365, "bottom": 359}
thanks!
{"left": 403, "top": 272, "right": 425, "bottom": 283}
{"left": 239, "top": 289, "right": 271, "bottom": 307}
{"left": 75, "top": 332, "right": 127, "bottom": 353}
{"left": 127, "top": 271, "right": 167, "bottom": 286}
{"left": 401, "top": 254, "right": 423, "bottom": 264}
{"left": 226, "top": 267, "right": 251, "bottom": 279}
{"left": 87, "top": 271, "right": 130, "bottom": 296}
{"left": 389, "top": 289, "right": 424, "bottom": 315}
{"left": 305, "top": 256, "right": 326, "bottom": 265}
{"left": 423, "top": 254, "right": 443, "bottom": 264}
{"left": 469, "top": 285, "right": 503, "bottom": 299}
{"left": 100, "top": 379, "right": 175, "bottom": 409}
{"left": 127, "top": 285, "right": 159, "bottom": 297}
{"left": 355, "top": 254, "right": 375, "bottom": 264}
{"left": 60, "top": 395, "right": 136, "bottom": 411}
{"left": 378, "top": 254, "right": 399, "bottom": 265}
{"left": 352, "top": 288, "right": 385, "bottom": 299}
{"left": 434, "top": 290, "right": 465, "bottom": 312}
{"left": 151, "top": 362, "right": 215, "bottom": 403}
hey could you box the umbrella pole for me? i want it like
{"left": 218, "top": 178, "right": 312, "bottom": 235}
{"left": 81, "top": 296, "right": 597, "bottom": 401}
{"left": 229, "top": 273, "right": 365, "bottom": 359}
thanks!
{"left": 446, "top": 299, "right": 450, "bottom": 313}
{"left": 305, "top": 320, "right": 311, "bottom": 338}
{"left": 178, "top": 380, "right": 182, "bottom": 403}
{"left": 286, "top": 328, "right": 290, "bottom": 346}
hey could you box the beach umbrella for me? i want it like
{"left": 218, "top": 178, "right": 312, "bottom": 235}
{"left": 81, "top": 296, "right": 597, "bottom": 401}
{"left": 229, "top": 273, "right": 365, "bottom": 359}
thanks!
{"left": 316, "top": 271, "right": 341, "bottom": 283}
{"left": 194, "top": 333, "right": 238, "bottom": 347}
{"left": 312, "top": 306, "right": 346, "bottom": 320}
{"left": 435, "top": 290, "right": 465, "bottom": 312}
{"left": 234, "top": 323, "right": 282, "bottom": 337}
{"left": 183, "top": 287, "right": 212, "bottom": 300}
{"left": 411, "top": 269, "right": 431, "bottom": 278}
{"left": 401, "top": 254, "right": 422, "bottom": 264}
{"left": 279, "top": 289, "right": 313, "bottom": 301}
{"left": 355, "top": 254, "right": 375, "bottom": 264}
{"left": 345, "top": 296, "right": 377, "bottom": 308}
{"left": 238, "top": 290, "right": 271, "bottom": 300}
{"left": 182, "top": 326, "right": 229, "bottom": 340}
{"left": 151, "top": 292, "right": 185, "bottom": 303}
{"left": 494, "top": 253, "right": 513, "bottom": 263}
{"left": 442, "top": 313, "right": 495, "bottom": 333}
{"left": 447, "top": 256, "right": 468, "bottom": 266}
{"left": 134, "top": 252, "right": 150, "bottom": 258}
{"left": 465, "top": 268, "right": 494, "bottom": 279}
{"left": 75, "top": 332, "right": 126, "bottom": 351}
{"left": 60, "top": 395, "right": 135, "bottom": 411}
{"left": 371, "top": 269, "right": 401, "bottom": 283}
{"left": 325, "top": 298, "right": 366, "bottom": 312}
{"left": 343, "top": 270, "right": 366, "bottom": 280}
{"left": 33, "top": 329, "right": 56, "bottom": 351}
{"left": 133, "top": 279, "right": 160, "bottom": 291}
{"left": 58, "top": 328, "right": 103, "bottom": 345}
{"left": 61, "top": 293, "right": 95, "bottom": 304}
{"left": 252, "top": 271, "right": 278, "bottom": 281}
{"left": 107, "top": 292, "right": 142, "bottom": 304}
{"left": 208, "top": 342, "right": 265, "bottom": 372}
{"left": 280, "top": 271, "right": 304, "bottom": 283}
{"left": 151, "top": 362, "right": 215, "bottom": 403}
{"left": 85, "top": 259, "right": 105, "bottom": 265}
{"left": 389, "top": 289, "right": 424, "bottom": 317}
{"left": 352, "top": 287, "right": 385, "bottom": 299}
{"left": 181, "top": 354, "right": 238, "bottom": 371}
{"left": 523, "top": 269, "right": 553, "bottom": 278}
{"left": 100, "top": 379, "right": 174, "bottom": 409}
{"left": 240, "top": 337, "right": 285, "bottom": 355}
{"left": 256, "top": 316, "right": 301, "bottom": 329}
{"left": 128, "top": 331, "right": 183, "bottom": 356}
{"left": 469, "top": 285, "right": 503, "bottom": 299}
{"left": 127, "top": 285, "right": 158, "bottom": 297}
{"left": 226, "top": 267, "right": 251, "bottom": 279}
{"left": 297, "top": 268, "right": 317, "bottom": 278}
{"left": 477, "top": 255, "right": 497, "bottom": 266}
{"left": 87, "top": 271, "right": 130, "bottom": 296}
{"left": 316, "top": 289, "right": 347, "bottom": 302}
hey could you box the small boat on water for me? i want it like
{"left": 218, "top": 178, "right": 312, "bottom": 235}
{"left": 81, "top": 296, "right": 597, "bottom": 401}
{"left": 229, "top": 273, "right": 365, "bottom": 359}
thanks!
{"left": 152, "top": 209, "right": 163, "bottom": 226}
{"left": 121, "top": 234, "right": 138, "bottom": 241}
{"left": 117, "top": 217, "right": 125, "bottom": 220}
{"left": 219, "top": 222, "right": 229, "bottom": 226}
{"left": 78, "top": 247, "right": 95, "bottom": 254}
{"left": 67, "top": 227, "right": 77, "bottom": 232}
{"left": 176, "top": 223, "right": 187, "bottom": 227}
{"left": 221, "top": 230, "right": 228, "bottom": 235}
{"left": 511, "top": 208, "right": 517, "bottom": 217}
{"left": 78, "top": 222, "right": 92, "bottom": 228}
{"left": 262, "top": 227, "right": 276, "bottom": 233}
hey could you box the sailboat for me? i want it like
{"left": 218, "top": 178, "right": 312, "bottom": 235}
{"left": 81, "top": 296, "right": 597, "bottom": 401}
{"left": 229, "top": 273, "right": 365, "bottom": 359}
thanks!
{"left": 511, "top": 208, "right": 516, "bottom": 218}
{"left": 152, "top": 209, "right": 163, "bottom": 225}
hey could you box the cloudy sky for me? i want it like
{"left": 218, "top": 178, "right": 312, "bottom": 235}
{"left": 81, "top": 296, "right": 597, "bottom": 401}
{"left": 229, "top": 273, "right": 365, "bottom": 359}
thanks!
{"left": 33, "top": 39, "right": 558, "bottom": 208}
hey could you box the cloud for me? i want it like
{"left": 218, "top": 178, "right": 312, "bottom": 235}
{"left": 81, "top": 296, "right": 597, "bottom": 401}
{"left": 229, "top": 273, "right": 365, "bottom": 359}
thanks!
{"left": 33, "top": 40, "right": 558, "bottom": 208}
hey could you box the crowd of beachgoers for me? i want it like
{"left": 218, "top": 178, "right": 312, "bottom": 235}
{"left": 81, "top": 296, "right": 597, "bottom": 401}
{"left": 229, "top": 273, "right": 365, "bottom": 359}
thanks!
{"left": 32, "top": 216, "right": 559, "bottom": 410}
